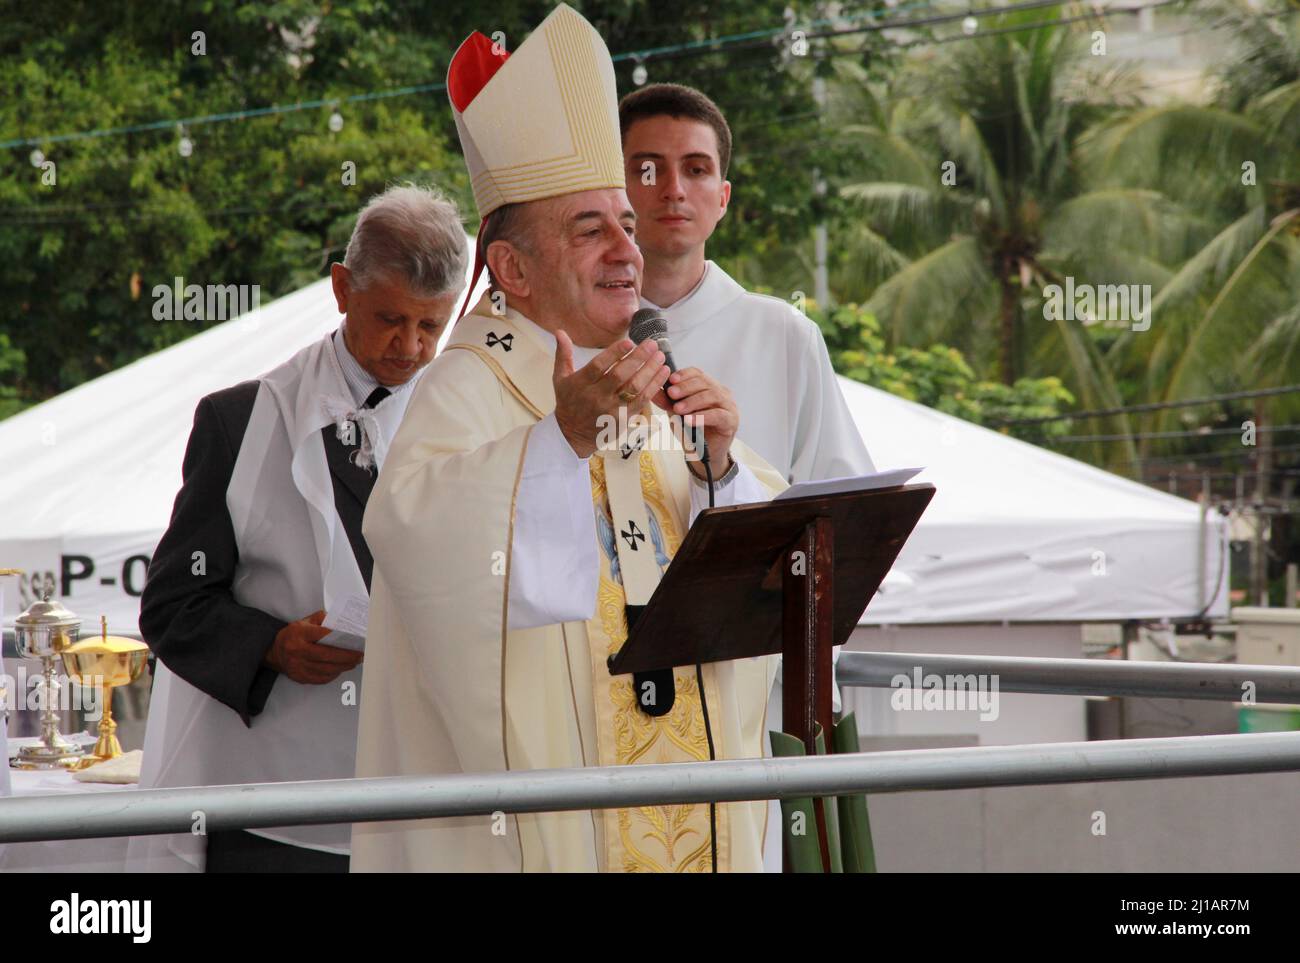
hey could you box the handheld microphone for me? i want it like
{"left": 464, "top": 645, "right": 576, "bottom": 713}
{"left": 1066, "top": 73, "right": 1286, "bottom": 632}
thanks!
{"left": 626, "top": 309, "right": 720, "bottom": 871}
{"left": 629, "top": 308, "right": 708, "bottom": 464}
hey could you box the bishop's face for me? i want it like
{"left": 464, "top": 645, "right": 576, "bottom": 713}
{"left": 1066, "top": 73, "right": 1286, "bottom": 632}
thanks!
{"left": 523, "top": 188, "right": 644, "bottom": 348}
{"left": 330, "top": 264, "right": 460, "bottom": 386}
{"left": 622, "top": 116, "right": 730, "bottom": 260}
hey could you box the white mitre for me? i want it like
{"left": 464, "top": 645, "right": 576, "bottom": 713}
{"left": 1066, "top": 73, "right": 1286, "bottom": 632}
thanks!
{"left": 447, "top": 2, "right": 626, "bottom": 310}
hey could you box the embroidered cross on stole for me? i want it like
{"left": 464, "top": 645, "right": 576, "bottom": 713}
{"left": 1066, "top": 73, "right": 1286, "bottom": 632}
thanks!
{"left": 586, "top": 426, "right": 730, "bottom": 873}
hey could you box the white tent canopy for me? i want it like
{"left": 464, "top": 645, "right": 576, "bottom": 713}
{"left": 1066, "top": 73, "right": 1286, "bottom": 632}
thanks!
{"left": 0, "top": 253, "right": 487, "bottom": 634}
{"left": 840, "top": 378, "right": 1228, "bottom": 623}
{"left": 0, "top": 275, "right": 1226, "bottom": 633}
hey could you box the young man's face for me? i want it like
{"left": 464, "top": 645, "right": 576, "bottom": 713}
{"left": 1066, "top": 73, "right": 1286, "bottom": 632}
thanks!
{"left": 623, "top": 115, "right": 731, "bottom": 259}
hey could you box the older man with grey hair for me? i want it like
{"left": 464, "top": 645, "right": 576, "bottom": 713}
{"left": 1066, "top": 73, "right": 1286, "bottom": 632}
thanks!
{"left": 130, "top": 183, "right": 467, "bottom": 874}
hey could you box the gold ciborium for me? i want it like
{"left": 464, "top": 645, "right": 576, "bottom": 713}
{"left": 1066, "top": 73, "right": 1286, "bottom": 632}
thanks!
{"left": 61, "top": 617, "right": 148, "bottom": 768}
{"left": 12, "top": 590, "right": 85, "bottom": 769}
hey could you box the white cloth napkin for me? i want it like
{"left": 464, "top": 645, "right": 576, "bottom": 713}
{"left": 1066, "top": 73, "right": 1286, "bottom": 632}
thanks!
{"left": 71, "top": 749, "right": 143, "bottom": 784}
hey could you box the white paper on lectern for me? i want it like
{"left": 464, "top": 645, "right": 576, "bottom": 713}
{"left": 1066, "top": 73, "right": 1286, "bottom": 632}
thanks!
{"left": 321, "top": 593, "right": 368, "bottom": 652}
{"left": 773, "top": 466, "right": 924, "bottom": 502}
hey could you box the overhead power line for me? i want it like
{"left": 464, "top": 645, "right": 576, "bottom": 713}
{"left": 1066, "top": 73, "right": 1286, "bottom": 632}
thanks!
{"left": 1103, "top": 440, "right": 1300, "bottom": 470}
{"left": 0, "top": 0, "right": 1184, "bottom": 151}
{"left": 0, "top": 61, "right": 1220, "bottom": 224}
{"left": 997, "top": 384, "right": 1300, "bottom": 427}
{"left": 1053, "top": 422, "right": 1300, "bottom": 444}
{"left": 0, "top": 81, "right": 450, "bottom": 152}
{"left": 1, "top": 2, "right": 1222, "bottom": 228}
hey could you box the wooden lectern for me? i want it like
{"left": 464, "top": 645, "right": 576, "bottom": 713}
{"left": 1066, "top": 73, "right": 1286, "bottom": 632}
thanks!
{"left": 607, "top": 482, "right": 935, "bottom": 871}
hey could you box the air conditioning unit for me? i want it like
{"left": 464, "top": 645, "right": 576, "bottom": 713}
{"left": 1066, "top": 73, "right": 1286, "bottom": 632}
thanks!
{"left": 1233, "top": 607, "right": 1300, "bottom": 667}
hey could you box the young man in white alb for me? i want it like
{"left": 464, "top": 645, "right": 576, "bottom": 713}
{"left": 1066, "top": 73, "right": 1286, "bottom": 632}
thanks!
{"left": 621, "top": 83, "right": 877, "bottom": 871}
{"left": 620, "top": 83, "right": 874, "bottom": 484}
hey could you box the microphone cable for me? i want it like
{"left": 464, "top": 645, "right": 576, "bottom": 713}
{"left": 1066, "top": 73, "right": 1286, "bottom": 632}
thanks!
{"left": 696, "top": 441, "right": 718, "bottom": 872}
{"left": 632, "top": 303, "right": 720, "bottom": 872}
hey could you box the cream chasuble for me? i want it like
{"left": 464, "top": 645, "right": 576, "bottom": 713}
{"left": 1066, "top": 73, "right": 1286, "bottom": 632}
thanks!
{"left": 352, "top": 294, "right": 786, "bottom": 872}
{"left": 642, "top": 261, "right": 874, "bottom": 484}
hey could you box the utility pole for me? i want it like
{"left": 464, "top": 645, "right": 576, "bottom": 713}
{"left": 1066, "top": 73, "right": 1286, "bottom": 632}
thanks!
{"left": 812, "top": 3, "right": 830, "bottom": 308}
{"left": 1197, "top": 472, "right": 1209, "bottom": 613}
{"left": 1251, "top": 399, "right": 1272, "bottom": 605}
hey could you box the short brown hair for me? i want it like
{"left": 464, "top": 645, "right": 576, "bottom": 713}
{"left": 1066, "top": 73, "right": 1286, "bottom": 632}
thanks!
{"left": 618, "top": 83, "right": 732, "bottom": 179}
{"left": 479, "top": 201, "right": 536, "bottom": 288}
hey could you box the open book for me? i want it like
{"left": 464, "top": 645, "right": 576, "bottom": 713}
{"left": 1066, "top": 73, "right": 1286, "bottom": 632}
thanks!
{"left": 773, "top": 466, "right": 924, "bottom": 502}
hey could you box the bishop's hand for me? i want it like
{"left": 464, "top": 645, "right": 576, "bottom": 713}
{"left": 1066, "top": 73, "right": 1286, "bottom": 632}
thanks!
{"left": 653, "top": 366, "right": 739, "bottom": 479}
{"left": 552, "top": 330, "right": 668, "bottom": 459}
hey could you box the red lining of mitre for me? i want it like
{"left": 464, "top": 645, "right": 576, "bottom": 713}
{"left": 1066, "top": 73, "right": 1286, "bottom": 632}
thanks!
{"left": 447, "top": 32, "right": 509, "bottom": 322}
{"left": 456, "top": 218, "right": 487, "bottom": 322}
{"left": 447, "top": 32, "right": 510, "bottom": 112}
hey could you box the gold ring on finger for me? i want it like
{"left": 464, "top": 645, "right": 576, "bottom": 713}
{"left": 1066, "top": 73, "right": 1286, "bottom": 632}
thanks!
{"left": 618, "top": 388, "right": 638, "bottom": 404}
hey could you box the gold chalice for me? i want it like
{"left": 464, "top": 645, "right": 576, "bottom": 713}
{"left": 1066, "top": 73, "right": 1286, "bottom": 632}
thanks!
{"left": 61, "top": 617, "right": 148, "bottom": 768}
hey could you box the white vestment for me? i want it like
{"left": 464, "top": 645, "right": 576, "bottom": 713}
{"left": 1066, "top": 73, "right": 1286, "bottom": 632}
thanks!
{"left": 643, "top": 261, "right": 875, "bottom": 484}
{"left": 0, "top": 681, "right": 8, "bottom": 800}
{"left": 1, "top": 579, "right": 9, "bottom": 799}
{"left": 0, "top": 652, "right": 6, "bottom": 869}
{"left": 645, "top": 261, "right": 877, "bottom": 871}
{"left": 127, "top": 333, "right": 417, "bottom": 871}
{"left": 352, "top": 296, "right": 787, "bottom": 872}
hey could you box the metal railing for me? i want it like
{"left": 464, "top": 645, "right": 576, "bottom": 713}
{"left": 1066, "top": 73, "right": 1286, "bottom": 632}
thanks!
{"left": 3, "top": 730, "right": 1300, "bottom": 843}
{"left": 836, "top": 650, "right": 1300, "bottom": 702}
{"left": 4, "top": 652, "right": 1300, "bottom": 845}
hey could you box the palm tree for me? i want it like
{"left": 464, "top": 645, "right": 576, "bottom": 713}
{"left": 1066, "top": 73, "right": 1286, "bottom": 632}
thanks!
{"left": 829, "top": 5, "right": 1206, "bottom": 467}
{"left": 1077, "top": 0, "right": 1300, "bottom": 452}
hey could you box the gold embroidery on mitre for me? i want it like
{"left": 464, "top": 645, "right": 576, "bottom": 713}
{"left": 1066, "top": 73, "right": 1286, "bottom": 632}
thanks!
{"left": 451, "top": 5, "right": 624, "bottom": 219}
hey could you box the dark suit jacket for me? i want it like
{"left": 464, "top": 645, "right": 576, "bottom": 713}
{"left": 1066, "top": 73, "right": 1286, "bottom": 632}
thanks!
{"left": 140, "top": 380, "right": 377, "bottom": 726}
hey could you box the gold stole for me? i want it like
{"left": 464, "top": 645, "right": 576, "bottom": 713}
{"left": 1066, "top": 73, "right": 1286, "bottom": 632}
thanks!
{"left": 586, "top": 439, "right": 731, "bottom": 873}
{"left": 446, "top": 305, "right": 742, "bottom": 871}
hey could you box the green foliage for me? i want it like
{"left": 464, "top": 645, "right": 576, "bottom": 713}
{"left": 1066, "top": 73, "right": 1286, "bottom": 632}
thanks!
{"left": 829, "top": 5, "right": 1148, "bottom": 471}
{"left": 0, "top": 1, "right": 468, "bottom": 403}
{"left": 3, "top": 0, "right": 1298, "bottom": 513}
{"left": 811, "top": 301, "right": 1075, "bottom": 445}
{"left": 0, "top": 331, "right": 26, "bottom": 419}
{"left": 598, "top": 0, "right": 837, "bottom": 262}
{"left": 1199, "top": 0, "right": 1300, "bottom": 113}
{"left": 1073, "top": 1, "right": 1300, "bottom": 455}
{"left": 0, "top": 0, "right": 826, "bottom": 411}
